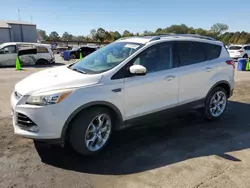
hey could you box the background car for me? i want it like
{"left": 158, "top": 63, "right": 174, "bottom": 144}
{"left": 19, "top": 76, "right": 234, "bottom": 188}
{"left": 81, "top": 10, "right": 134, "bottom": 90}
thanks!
{"left": 0, "top": 42, "right": 55, "bottom": 66}
{"left": 69, "top": 46, "right": 97, "bottom": 59}
{"left": 227, "top": 44, "right": 250, "bottom": 60}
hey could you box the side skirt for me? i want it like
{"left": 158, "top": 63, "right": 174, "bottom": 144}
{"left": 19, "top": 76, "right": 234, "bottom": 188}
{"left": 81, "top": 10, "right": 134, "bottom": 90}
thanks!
{"left": 119, "top": 98, "right": 205, "bottom": 130}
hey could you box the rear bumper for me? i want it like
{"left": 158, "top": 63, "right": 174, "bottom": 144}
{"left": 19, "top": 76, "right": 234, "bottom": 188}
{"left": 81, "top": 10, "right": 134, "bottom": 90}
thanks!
{"left": 229, "top": 89, "right": 234, "bottom": 97}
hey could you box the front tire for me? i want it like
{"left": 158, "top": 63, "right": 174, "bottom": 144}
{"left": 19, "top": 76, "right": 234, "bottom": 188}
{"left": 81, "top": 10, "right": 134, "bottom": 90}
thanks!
{"left": 204, "top": 87, "right": 228, "bottom": 120}
{"left": 69, "top": 107, "right": 113, "bottom": 155}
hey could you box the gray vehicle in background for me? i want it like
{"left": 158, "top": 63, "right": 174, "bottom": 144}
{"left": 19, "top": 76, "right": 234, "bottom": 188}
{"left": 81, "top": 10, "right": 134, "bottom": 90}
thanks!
{"left": 0, "top": 42, "right": 55, "bottom": 67}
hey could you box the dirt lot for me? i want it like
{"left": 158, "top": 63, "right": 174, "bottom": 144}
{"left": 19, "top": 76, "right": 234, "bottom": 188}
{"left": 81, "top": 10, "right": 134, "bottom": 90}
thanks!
{"left": 1, "top": 59, "right": 250, "bottom": 188}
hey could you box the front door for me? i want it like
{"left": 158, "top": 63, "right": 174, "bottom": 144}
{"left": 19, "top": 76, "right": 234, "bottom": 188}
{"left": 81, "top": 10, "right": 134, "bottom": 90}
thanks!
{"left": 0, "top": 45, "right": 17, "bottom": 66}
{"left": 124, "top": 42, "right": 179, "bottom": 120}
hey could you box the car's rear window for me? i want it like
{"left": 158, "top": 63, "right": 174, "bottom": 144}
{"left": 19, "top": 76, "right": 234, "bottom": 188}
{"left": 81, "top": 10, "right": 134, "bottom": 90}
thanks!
{"left": 228, "top": 46, "right": 242, "bottom": 50}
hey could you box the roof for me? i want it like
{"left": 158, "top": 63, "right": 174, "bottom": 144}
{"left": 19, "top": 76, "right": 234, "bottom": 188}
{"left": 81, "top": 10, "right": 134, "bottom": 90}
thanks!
{"left": 0, "top": 21, "right": 11, "bottom": 28}
{"left": 0, "top": 42, "right": 49, "bottom": 49}
{"left": 0, "top": 20, "right": 36, "bottom": 28}
{"left": 116, "top": 34, "right": 221, "bottom": 45}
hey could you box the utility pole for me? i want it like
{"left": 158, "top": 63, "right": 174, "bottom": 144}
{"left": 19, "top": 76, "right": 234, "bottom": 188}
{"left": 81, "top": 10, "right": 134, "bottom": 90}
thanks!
{"left": 18, "top": 9, "right": 20, "bottom": 21}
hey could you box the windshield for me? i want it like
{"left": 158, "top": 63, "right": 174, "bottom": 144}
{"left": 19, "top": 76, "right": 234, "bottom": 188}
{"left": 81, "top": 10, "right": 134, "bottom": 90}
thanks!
{"left": 69, "top": 42, "right": 143, "bottom": 74}
{"left": 228, "top": 46, "right": 242, "bottom": 50}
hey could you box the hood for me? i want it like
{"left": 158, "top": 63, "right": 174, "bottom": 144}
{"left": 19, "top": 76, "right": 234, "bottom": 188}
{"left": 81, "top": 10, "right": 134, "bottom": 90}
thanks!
{"left": 15, "top": 65, "right": 102, "bottom": 95}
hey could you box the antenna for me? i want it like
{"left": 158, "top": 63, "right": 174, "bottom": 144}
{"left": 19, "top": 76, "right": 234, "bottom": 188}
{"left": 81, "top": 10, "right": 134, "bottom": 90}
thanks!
{"left": 30, "top": 16, "right": 33, "bottom": 23}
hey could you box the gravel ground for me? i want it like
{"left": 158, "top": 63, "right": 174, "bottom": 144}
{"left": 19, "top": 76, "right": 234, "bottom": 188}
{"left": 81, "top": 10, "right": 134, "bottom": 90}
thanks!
{"left": 1, "top": 58, "right": 250, "bottom": 188}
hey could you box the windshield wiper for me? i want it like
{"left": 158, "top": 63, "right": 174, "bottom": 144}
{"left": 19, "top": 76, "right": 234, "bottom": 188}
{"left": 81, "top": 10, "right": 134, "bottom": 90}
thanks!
{"left": 71, "top": 68, "right": 86, "bottom": 74}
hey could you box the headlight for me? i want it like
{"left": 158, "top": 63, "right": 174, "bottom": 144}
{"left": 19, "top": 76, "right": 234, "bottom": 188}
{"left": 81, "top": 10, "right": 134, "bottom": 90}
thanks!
{"left": 26, "top": 89, "right": 74, "bottom": 106}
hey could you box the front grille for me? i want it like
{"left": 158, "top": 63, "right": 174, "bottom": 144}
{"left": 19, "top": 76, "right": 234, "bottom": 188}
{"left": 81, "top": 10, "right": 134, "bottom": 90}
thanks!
{"left": 17, "top": 113, "right": 36, "bottom": 128}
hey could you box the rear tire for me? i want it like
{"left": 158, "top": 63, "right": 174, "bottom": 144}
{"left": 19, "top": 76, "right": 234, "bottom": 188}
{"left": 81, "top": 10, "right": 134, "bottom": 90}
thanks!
{"left": 35, "top": 59, "right": 49, "bottom": 65}
{"left": 69, "top": 107, "right": 113, "bottom": 156}
{"left": 203, "top": 87, "right": 228, "bottom": 120}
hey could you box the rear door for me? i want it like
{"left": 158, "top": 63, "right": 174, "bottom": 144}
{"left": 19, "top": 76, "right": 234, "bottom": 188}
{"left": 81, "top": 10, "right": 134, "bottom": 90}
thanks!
{"left": 177, "top": 41, "right": 218, "bottom": 105}
{"left": 0, "top": 45, "right": 17, "bottom": 66}
{"left": 36, "top": 46, "right": 51, "bottom": 62}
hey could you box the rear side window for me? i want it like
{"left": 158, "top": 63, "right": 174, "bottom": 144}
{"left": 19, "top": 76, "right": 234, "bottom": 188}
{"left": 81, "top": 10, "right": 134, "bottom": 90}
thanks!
{"left": 37, "top": 47, "right": 49, "bottom": 53}
{"left": 203, "top": 43, "right": 222, "bottom": 60}
{"left": 178, "top": 41, "right": 206, "bottom": 66}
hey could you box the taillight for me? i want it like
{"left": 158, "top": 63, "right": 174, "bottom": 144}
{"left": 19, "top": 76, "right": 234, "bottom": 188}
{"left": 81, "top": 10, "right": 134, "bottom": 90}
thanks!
{"left": 226, "top": 60, "right": 235, "bottom": 69}
{"left": 239, "top": 50, "right": 243, "bottom": 52}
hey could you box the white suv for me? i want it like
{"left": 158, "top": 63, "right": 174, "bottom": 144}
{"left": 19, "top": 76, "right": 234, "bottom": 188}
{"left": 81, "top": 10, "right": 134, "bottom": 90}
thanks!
{"left": 11, "top": 34, "right": 235, "bottom": 155}
{"left": 227, "top": 44, "right": 250, "bottom": 60}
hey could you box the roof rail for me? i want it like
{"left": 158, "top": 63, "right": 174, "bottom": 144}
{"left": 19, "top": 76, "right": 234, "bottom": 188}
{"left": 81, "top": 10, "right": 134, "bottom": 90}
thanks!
{"left": 116, "top": 36, "right": 141, "bottom": 41}
{"left": 149, "top": 34, "right": 216, "bottom": 42}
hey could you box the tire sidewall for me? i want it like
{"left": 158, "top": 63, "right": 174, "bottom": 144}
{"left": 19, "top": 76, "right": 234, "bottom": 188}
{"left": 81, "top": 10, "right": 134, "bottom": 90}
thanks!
{"left": 35, "top": 59, "right": 48, "bottom": 65}
{"left": 69, "top": 107, "right": 113, "bottom": 155}
{"left": 204, "top": 87, "right": 228, "bottom": 120}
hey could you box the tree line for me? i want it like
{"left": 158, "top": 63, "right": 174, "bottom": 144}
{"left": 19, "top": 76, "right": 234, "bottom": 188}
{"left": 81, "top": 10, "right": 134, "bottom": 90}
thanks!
{"left": 37, "top": 23, "right": 250, "bottom": 45}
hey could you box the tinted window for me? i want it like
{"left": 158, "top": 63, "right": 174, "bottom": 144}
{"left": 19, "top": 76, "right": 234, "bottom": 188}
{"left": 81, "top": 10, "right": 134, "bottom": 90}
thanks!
{"left": 178, "top": 41, "right": 205, "bottom": 66}
{"left": 203, "top": 43, "right": 222, "bottom": 60}
{"left": 37, "top": 47, "right": 48, "bottom": 53}
{"left": 244, "top": 46, "right": 250, "bottom": 50}
{"left": 132, "top": 43, "right": 172, "bottom": 73}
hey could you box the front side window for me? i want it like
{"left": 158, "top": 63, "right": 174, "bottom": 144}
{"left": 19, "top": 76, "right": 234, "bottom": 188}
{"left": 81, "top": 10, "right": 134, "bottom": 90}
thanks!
{"left": 132, "top": 43, "right": 173, "bottom": 73}
{"left": 69, "top": 42, "right": 143, "bottom": 74}
{"left": 178, "top": 41, "right": 206, "bottom": 66}
{"left": 0, "top": 45, "right": 16, "bottom": 54}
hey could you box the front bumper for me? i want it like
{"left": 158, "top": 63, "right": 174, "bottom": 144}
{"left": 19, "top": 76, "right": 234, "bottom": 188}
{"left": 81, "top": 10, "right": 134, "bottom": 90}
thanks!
{"left": 11, "top": 91, "right": 67, "bottom": 141}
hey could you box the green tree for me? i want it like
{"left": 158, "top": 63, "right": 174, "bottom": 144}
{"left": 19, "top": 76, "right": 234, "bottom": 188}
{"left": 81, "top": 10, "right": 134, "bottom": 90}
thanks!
{"left": 61, "top": 32, "right": 73, "bottom": 41}
{"left": 187, "top": 27, "right": 195, "bottom": 34}
{"left": 48, "top": 31, "right": 60, "bottom": 40}
{"left": 210, "top": 23, "right": 229, "bottom": 36}
{"left": 90, "top": 29, "right": 97, "bottom": 41}
{"left": 113, "top": 31, "right": 121, "bottom": 40}
{"left": 37, "top": 29, "right": 48, "bottom": 41}
{"left": 143, "top": 30, "right": 153, "bottom": 36}
{"left": 96, "top": 28, "right": 106, "bottom": 42}
{"left": 195, "top": 28, "right": 207, "bottom": 35}
{"left": 155, "top": 28, "right": 164, "bottom": 34}
{"left": 122, "top": 30, "right": 133, "bottom": 37}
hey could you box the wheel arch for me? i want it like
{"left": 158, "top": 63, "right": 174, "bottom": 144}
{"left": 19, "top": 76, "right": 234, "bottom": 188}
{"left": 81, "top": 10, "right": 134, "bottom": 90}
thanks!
{"left": 206, "top": 80, "right": 231, "bottom": 98}
{"left": 35, "top": 58, "right": 49, "bottom": 64}
{"left": 61, "top": 101, "right": 123, "bottom": 142}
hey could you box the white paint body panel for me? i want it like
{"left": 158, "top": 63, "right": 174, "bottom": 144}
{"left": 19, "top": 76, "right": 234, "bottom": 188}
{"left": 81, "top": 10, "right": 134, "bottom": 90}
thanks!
{"left": 10, "top": 36, "right": 235, "bottom": 140}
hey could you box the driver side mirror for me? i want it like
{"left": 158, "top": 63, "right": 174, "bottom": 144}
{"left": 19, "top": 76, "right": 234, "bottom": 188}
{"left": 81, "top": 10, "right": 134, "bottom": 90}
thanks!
{"left": 129, "top": 65, "right": 147, "bottom": 76}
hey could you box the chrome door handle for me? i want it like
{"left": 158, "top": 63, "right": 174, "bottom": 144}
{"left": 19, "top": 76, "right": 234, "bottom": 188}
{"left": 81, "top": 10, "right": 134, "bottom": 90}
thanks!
{"left": 164, "top": 75, "right": 175, "bottom": 81}
{"left": 206, "top": 67, "right": 212, "bottom": 72}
